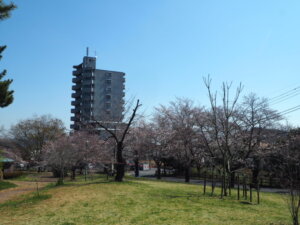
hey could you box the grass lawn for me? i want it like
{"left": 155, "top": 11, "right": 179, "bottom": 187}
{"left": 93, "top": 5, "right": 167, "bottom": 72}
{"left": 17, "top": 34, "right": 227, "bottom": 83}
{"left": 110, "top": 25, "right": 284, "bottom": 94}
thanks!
{"left": 0, "top": 175, "right": 292, "bottom": 225}
{"left": 10, "top": 171, "right": 46, "bottom": 181}
{"left": 0, "top": 180, "right": 17, "bottom": 190}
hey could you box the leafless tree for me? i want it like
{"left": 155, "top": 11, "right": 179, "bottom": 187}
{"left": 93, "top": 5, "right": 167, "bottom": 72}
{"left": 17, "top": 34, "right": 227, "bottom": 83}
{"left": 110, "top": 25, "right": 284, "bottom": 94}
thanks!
{"left": 125, "top": 121, "right": 149, "bottom": 177}
{"left": 68, "top": 131, "right": 108, "bottom": 180}
{"left": 203, "top": 76, "right": 243, "bottom": 197}
{"left": 141, "top": 111, "right": 175, "bottom": 180}
{"left": 43, "top": 135, "right": 73, "bottom": 184}
{"left": 9, "top": 115, "right": 65, "bottom": 166}
{"left": 156, "top": 98, "right": 202, "bottom": 182}
{"left": 43, "top": 131, "right": 106, "bottom": 183}
{"left": 267, "top": 128, "right": 300, "bottom": 225}
{"left": 236, "top": 93, "right": 281, "bottom": 187}
{"left": 91, "top": 100, "right": 141, "bottom": 182}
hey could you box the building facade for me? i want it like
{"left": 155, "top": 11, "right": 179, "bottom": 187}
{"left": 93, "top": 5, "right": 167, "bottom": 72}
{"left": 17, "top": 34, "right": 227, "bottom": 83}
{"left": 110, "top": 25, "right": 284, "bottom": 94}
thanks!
{"left": 71, "top": 55, "right": 125, "bottom": 130}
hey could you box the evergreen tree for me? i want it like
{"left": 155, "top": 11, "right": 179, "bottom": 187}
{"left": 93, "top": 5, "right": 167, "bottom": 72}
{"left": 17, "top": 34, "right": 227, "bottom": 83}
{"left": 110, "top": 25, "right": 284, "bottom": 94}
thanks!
{"left": 0, "top": 0, "right": 16, "bottom": 108}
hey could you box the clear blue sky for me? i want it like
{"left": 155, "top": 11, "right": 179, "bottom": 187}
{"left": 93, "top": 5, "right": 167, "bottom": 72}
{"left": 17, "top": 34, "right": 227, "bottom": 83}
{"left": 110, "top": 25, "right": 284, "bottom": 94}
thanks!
{"left": 0, "top": 0, "right": 299, "bottom": 129}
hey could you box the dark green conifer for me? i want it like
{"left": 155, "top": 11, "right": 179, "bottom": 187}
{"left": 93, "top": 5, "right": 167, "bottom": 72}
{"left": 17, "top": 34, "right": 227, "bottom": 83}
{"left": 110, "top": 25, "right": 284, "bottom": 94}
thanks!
{"left": 0, "top": 0, "right": 16, "bottom": 108}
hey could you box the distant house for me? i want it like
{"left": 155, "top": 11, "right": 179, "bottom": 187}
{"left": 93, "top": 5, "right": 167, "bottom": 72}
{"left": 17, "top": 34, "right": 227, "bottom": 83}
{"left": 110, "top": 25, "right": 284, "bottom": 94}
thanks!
{"left": 0, "top": 141, "right": 26, "bottom": 172}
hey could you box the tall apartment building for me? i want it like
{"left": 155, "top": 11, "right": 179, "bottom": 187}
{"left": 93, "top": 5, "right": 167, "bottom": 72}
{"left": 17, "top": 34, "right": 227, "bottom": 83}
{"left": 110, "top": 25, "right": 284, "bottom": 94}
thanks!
{"left": 70, "top": 54, "right": 125, "bottom": 131}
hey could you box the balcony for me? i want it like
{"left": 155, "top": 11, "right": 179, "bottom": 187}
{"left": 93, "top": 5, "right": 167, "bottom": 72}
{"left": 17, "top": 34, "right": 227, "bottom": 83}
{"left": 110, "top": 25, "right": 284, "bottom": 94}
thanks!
{"left": 71, "top": 92, "right": 81, "bottom": 98}
{"left": 72, "top": 85, "right": 81, "bottom": 91}
{"left": 70, "top": 116, "right": 80, "bottom": 122}
{"left": 70, "top": 124, "right": 79, "bottom": 130}
{"left": 71, "top": 108, "right": 80, "bottom": 114}
{"left": 72, "top": 70, "right": 81, "bottom": 76}
{"left": 120, "top": 99, "right": 125, "bottom": 105}
{"left": 71, "top": 100, "right": 80, "bottom": 106}
{"left": 72, "top": 77, "right": 82, "bottom": 83}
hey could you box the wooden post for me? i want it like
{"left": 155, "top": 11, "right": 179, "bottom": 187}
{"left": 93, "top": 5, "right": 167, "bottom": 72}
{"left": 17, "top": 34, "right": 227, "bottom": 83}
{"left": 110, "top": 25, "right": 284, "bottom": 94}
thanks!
{"left": 221, "top": 174, "right": 224, "bottom": 198}
{"left": 243, "top": 176, "right": 246, "bottom": 200}
{"left": 257, "top": 179, "right": 261, "bottom": 204}
{"left": 245, "top": 178, "right": 248, "bottom": 200}
{"left": 242, "top": 176, "right": 245, "bottom": 198}
{"left": 211, "top": 168, "right": 215, "bottom": 196}
{"left": 228, "top": 175, "right": 231, "bottom": 196}
{"left": 250, "top": 184, "right": 252, "bottom": 202}
{"left": 203, "top": 171, "right": 207, "bottom": 195}
{"left": 237, "top": 175, "right": 240, "bottom": 200}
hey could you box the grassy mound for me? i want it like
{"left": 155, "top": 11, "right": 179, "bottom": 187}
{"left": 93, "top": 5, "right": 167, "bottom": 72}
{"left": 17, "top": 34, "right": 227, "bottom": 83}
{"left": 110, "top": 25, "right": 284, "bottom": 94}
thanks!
{"left": 0, "top": 176, "right": 291, "bottom": 225}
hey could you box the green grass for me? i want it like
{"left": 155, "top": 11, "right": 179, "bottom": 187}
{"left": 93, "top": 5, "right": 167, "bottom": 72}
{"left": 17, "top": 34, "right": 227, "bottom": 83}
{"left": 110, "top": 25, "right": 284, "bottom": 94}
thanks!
{"left": 0, "top": 194, "right": 51, "bottom": 208}
{"left": 10, "top": 172, "right": 43, "bottom": 181}
{"left": 0, "top": 176, "right": 293, "bottom": 225}
{"left": 0, "top": 180, "right": 17, "bottom": 190}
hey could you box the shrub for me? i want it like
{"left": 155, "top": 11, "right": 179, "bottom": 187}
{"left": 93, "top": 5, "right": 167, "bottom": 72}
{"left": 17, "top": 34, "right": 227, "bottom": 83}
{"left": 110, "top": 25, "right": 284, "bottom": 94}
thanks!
{"left": 4, "top": 171, "right": 23, "bottom": 179}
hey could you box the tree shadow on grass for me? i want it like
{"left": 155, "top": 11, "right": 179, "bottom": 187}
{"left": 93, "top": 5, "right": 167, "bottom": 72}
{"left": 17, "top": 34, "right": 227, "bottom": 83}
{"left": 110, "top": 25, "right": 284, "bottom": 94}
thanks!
{"left": 0, "top": 193, "right": 51, "bottom": 208}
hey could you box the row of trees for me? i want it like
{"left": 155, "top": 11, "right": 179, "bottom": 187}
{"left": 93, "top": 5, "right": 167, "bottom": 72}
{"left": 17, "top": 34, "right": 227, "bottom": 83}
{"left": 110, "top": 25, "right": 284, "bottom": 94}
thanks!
{"left": 1, "top": 80, "right": 293, "bottom": 188}
{"left": 1, "top": 80, "right": 299, "bottom": 222}
{"left": 129, "top": 80, "right": 282, "bottom": 191}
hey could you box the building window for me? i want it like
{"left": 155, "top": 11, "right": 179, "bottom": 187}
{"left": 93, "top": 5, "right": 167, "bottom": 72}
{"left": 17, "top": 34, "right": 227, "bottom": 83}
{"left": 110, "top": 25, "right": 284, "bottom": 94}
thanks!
{"left": 106, "top": 79, "right": 111, "bottom": 85}
{"left": 106, "top": 87, "right": 111, "bottom": 93}
{"left": 106, "top": 73, "right": 112, "bottom": 78}
{"left": 106, "top": 95, "right": 111, "bottom": 100}
{"left": 106, "top": 103, "right": 111, "bottom": 109}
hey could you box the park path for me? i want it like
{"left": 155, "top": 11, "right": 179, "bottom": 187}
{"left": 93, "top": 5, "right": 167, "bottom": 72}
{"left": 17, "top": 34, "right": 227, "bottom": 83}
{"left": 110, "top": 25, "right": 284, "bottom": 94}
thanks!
{"left": 0, "top": 176, "right": 56, "bottom": 203}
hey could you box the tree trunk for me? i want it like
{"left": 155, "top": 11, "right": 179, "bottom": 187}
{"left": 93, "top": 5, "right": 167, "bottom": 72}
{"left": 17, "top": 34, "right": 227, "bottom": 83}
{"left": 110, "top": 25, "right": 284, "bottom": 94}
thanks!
{"left": 115, "top": 142, "right": 125, "bottom": 182}
{"left": 134, "top": 158, "right": 139, "bottom": 177}
{"left": 223, "top": 170, "right": 227, "bottom": 197}
{"left": 257, "top": 179, "right": 261, "bottom": 204}
{"left": 203, "top": 171, "right": 207, "bottom": 194}
{"left": 156, "top": 163, "right": 161, "bottom": 179}
{"left": 237, "top": 175, "right": 240, "bottom": 200}
{"left": 71, "top": 168, "right": 76, "bottom": 180}
{"left": 252, "top": 157, "right": 261, "bottom": 186}
{"left": 252, "top": 167, "right": 260, "bottom": 186}
{"left": 222, "top": 159, "right": 227, "bottom": 197}
{"left": 196, "top": 164, "right": 201, "bottom": 178}
{"left": 293, "top": 217, "right": 299, "bottom": 225}
{"left": 230, "top": 172, "right": 235, "bottom": 188}
{"left": 0, "top": 168, "right": 3, "bottom": 181}
{"left": 250, "top": 184, "right": 252, "bottom": 202}
{"left": 211, "top": 168, "right": 215, "bottom": 196}
{"left": 185, "top": 165, "right": 190, "bottom": 183}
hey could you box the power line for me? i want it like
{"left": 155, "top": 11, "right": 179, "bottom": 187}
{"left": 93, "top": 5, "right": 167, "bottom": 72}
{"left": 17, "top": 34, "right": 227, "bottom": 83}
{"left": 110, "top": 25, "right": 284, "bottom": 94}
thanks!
{"left": 243, "top": 105, "right": 300, "bottom": 126}
{"left": 270, "top": 91, "right": 300, "bottom": 106}
{"left": 279, "top": 105, "right": 300, "bottom": 116}
{"left": 269, "top": 86, "right": 300, "bottom": 103}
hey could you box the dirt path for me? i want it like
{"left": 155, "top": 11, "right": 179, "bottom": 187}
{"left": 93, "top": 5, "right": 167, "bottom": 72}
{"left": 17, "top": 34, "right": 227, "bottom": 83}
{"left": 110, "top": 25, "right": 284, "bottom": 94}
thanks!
{"left": 0, "top": 179, "right": 55, "bottom": 203}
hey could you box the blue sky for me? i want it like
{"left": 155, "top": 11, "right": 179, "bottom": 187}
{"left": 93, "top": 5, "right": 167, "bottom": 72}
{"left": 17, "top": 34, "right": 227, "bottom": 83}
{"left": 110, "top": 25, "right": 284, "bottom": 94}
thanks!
{"left": 0, "top": 0, "right": 299, "bottom": 129}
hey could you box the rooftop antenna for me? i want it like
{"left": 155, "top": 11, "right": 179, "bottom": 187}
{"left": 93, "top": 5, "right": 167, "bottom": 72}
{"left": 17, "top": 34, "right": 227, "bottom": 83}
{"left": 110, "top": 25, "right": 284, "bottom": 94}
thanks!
{"left": 86, "top": 47, "right": 89, "bottom": 56}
